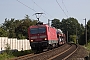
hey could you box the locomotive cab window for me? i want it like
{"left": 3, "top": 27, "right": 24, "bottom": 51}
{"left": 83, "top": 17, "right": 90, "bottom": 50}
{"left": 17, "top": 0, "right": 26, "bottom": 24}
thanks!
{"left": 38, "top": 27, "right": 46, "bottom": 33}
{"left": 30, "top": 27, "right": 46, "bottom": 34}
{"left": 30, "top": 28, "right": 38, "bottom": 34}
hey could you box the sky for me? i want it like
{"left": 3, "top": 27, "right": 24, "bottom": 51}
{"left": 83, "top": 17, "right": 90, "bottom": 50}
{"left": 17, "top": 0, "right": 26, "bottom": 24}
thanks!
{"left": 0, "top": 0, "right": 90, "bottom": 25}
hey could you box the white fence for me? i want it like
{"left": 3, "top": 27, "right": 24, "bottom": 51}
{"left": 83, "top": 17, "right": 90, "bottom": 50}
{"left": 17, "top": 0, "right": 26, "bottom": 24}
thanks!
{"left": 0, "top": 37, "right": 31, "bottom": 51}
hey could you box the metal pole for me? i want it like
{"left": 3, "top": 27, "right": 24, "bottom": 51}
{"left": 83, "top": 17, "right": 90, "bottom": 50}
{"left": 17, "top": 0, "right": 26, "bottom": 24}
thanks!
{"left": 67, "top": 31, "right": 68, "bottom": 43}
{"left": 67, "top": 23, "right": 68, "bottom": 43}
{"left": 48, "top": 19, "right": 52, "bottom": 26}
{"left": 84, "top": 18, "right": 87, "bottom": 46}
{"left": 48, "top": 19, "right": 50, "bottom": 26}
{"left": 85, "top": 18, "right": 87, "bottom": 46}
{"left": 75, "top": 23, "right": 77, "bottom": 44}
{"left": 76, "top": 27, "right": 77, "bottom": 44}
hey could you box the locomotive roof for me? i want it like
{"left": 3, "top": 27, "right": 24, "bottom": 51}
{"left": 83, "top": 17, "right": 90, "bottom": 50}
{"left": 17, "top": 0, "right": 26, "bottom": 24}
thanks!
{"left": 29, "top": 24, "right": 56, "bottom": 28}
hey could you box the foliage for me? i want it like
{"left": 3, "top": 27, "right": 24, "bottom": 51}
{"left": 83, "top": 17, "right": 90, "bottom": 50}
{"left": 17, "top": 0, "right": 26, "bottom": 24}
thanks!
{"left": 0, "top": 49, "right": 33, "bottom": 60}
{"left": 0, "top": 27, "right": 8, "bottom": 37}
{"left": 51, "top": 17, "right": 90, "bottom": 45}
{"left": 51, "top": 19, "right": 61, "bottom": 28}
{"left": 87, "top": 20, "right": 90, "bottom": 42}
{"left": 60, "top": 17, "right": 81, "bottom": 35}
{"left": 80, "top": 20, "right": 90, "bottom": 45}
{"left": 86, "top": 42, "right": 90, "bottom": 51}
{"left": 0, "top": 52, "right": 14, "bottom": 60}
{"left": 79, "top": 33, "right": 86, "bottom": 45}
{"left": 51, "top": 17, "right": 82, "bottom": 43}
{"left": 70, "top": 35, "right": 77, "bottom": 43}
{"left": 0, "top": 43, "right": 14, "bottom": 60}
{"left": 1, "top": 15, "right": 37, "bottom": 39}
{"left": 5, "top": 43, "right": 12, "bottom": 55}
{"left": 0, "top": 15, "right": 90, "bottom": 45}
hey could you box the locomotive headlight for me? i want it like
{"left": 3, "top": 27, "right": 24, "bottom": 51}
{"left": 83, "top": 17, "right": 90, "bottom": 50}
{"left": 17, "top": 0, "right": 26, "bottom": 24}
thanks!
{"left": 31, "top": 40, "right": 33, "bottom": 42}
{"left": 44, "top": 38, "right": 47, "bottom": 40}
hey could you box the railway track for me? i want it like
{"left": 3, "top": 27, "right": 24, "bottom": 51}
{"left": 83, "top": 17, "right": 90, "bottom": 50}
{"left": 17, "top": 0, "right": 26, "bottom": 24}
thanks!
{"left": 11, "top": 43, "right": 78, "bottom": 60}
{"left": 49, "top": 43, "right": 78, "bottom": 60}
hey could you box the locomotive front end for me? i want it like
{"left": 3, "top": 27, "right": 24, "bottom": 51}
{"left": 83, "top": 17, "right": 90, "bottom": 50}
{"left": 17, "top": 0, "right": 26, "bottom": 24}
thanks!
{"left": 28, "top": 25, "right": 48, "bottom": 52}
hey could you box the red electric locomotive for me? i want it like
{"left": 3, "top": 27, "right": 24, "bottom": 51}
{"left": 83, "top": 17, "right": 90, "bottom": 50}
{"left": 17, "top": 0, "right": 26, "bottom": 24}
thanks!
{"left": 28, "top": 22, "right": 66, "bottom": 52}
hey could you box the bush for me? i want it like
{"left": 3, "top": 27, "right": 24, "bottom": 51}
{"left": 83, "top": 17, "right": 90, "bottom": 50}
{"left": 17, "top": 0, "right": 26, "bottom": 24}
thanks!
{"left": 0, "top": 52, "right": 14, "bottom": 60}
{"left": 4, "top": 43, "right": 12, "bottom": 55}
{"left": 0, "top": 43, "right": 15, "bottom": 60}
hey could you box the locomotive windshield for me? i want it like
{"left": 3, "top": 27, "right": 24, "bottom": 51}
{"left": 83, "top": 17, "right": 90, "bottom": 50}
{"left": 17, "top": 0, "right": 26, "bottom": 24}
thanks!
{"left": 30, "top": 28, "right": 38, "bottom": 34}
{"left": 30, "top": 27, "right": 46, "bottom": 34}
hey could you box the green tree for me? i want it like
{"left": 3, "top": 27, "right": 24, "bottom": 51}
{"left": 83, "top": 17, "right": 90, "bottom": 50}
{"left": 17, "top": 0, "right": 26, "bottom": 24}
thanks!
{"left": 2, "top": 18, "right": 17, "bottom": 38}
{"left": 51, "top": 17, "right": 82, "bottom": 43}
{"left": 79, "top": 20, "right": 90, "bottom": 45}
{"left": 51, "top": 19, "right": 61, "bottom": 28}
{"left": 78, "top": 24, "right": 85, "bottom": 45}
{"left": 61, "top": 18, "right": 80, "bottom": 35}
{"left": 2, "top": 15, "right": 37, "bottom": 39}
{"left": 15, "top": 15, "right": 37, "bottom": 39}
{"left": 0, "top": 27, "right": 8, "bottom": 37}
{"left": 70, "top": 35, "right": 77, "bottom": 43}
{"left": 87, "top": 20, "right": 90, "bottom": 42}
{"left": 60, "top": 17, "right": 81, "bottom": 42}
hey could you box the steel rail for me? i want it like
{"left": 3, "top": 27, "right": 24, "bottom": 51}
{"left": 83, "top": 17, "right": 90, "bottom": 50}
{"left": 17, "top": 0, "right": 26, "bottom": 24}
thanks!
{"left": 11, "top": 43, "right": 73, "bottom": 60}
{"left": 50, "top": 43, "right": 78, "bottom": 60}
{"left": 63, "top": 44, "right": 78, "bottom": 60}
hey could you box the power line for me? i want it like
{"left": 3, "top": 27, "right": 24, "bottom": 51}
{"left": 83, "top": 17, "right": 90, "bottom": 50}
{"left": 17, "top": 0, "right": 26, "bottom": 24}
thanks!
{"left": 62, "top": 0, "right": 69, "bottom": 16}
{"left": 42, "top": 15, "right": 48, "bottom": 19}
{"left": 56, "top": 0, "right": 68, "bottom": 17}
{"left": 16, "top": 0, "right": 48, "bottom": 20}
{"left": 31, "top": 0, "right": 53, "bottom": 18}
{"left": 16, "top": 0, "right": 36, "bottom": 12}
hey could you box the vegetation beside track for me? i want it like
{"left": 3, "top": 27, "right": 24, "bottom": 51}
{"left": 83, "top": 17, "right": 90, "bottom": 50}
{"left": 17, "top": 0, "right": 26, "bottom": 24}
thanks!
{"left": 0, "top": 50, "right": 33, "bottom": 60}
{"left": 84, "top": 42, "right": 90, "bottom": 60}
{"left": 86, "top": 42, "right": 90, "bottom": 52}
{"left": 0, "top": 52, "right": 14, "bottom": 60}
{"left": 87, "top": 43, "right": 90, "bottom": 60}
{"left": 88, "top": 43, "right": 90, "bottom": 50}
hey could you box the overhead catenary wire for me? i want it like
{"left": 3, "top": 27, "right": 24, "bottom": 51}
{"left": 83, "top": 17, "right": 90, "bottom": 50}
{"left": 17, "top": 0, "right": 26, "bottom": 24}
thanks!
{"left": 31, "top": 0, "right": 53, "bottom": 18}
{"left": 56, "top": 0, "right": 68, "bottom": 17}
{"left": 16, "top": 0, "right": 36, "bottom": 12}
{"left": 62, "top": 0, "right": 70, "bottom": 16}
{"left": 16, "top": 0, "right": 48, "bottom": 20}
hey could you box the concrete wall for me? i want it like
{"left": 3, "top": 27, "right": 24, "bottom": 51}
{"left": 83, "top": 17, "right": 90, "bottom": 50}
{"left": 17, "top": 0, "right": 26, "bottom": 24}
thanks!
{"left": 0, "top": 37, "right": 31, "bottom": 51}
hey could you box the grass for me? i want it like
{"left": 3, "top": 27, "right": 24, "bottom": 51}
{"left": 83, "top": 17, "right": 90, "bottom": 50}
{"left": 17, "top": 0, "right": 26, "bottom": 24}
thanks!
{"left": 80, "top": 42, "right": 90, "bottom": 56}
{"left": 86, "top": 43, "right": 90, "bottom": 51}
{"left": 79, "top": 43, "right": 90, "bottom": 59}
{"left": 83, "top": 42, "right": 90, "bottom": 54}
{"left": 82, "top": 43, "right": 90, "bottom": 49}
{"left": 0, "top": 52, "right": 15, "bottom": 60}
{"left": 86, "top": 43, "right": 90, "bottom": 59}
{"left": 0, "top": 50, "right": 33, "bottom": 60}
